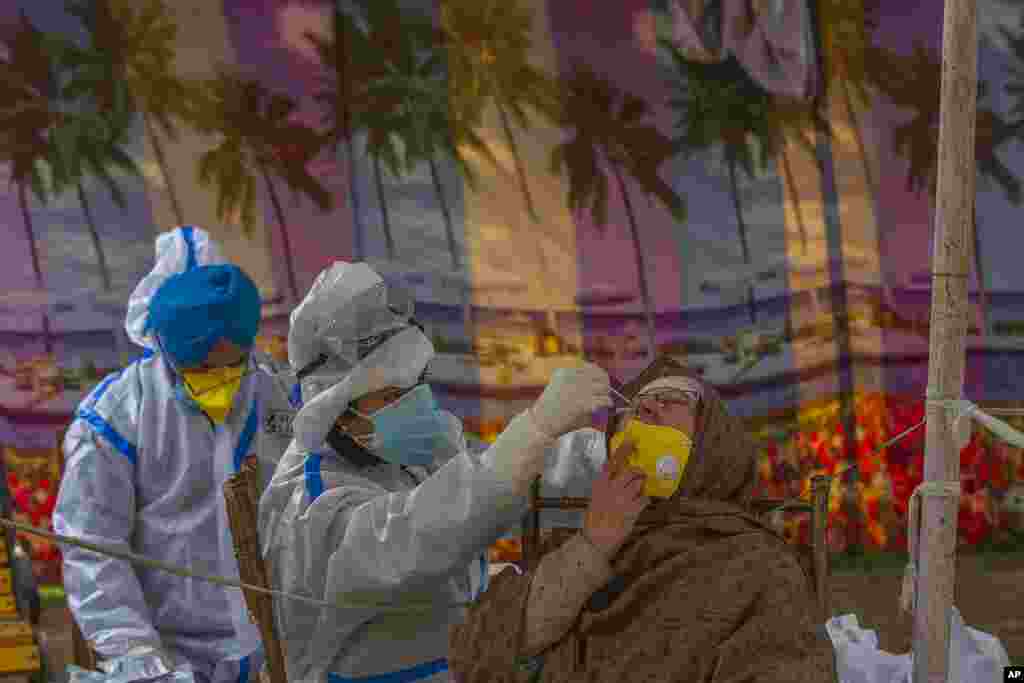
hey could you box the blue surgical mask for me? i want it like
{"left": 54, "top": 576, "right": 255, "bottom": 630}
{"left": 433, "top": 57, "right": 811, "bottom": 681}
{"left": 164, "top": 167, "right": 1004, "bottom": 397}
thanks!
{"left": 355, "top": 384, "right": 454, "bottom": 467}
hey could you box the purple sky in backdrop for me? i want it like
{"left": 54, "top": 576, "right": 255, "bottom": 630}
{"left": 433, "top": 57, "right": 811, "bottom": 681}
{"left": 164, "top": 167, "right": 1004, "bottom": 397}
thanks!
{"left": 547, "top": 0, "right": 693, "bottom": 316}
{"left": 222, "top": 0, "right": 357, "bottom": 300}
{"left": 3, "top": 0, "right": 1024, "bottom": 318}
{"left": 871, "top": 0, "right": 942, "bottom": 291}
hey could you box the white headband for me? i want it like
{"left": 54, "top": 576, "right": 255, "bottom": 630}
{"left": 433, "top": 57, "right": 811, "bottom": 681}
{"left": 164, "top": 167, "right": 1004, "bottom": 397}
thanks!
{"left": 636, "top": 375, "right": 703, "bottom": 400}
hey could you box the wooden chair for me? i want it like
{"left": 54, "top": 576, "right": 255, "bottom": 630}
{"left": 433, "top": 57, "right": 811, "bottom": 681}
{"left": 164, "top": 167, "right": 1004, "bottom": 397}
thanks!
{"left": 70, "top": 618, "right": 97, "bottom": 671}
{"left": 521, "top": 475, "right": 833, "bottom": 621}
{"left": 223, "top": 456, "right": 287, "bottom": 683}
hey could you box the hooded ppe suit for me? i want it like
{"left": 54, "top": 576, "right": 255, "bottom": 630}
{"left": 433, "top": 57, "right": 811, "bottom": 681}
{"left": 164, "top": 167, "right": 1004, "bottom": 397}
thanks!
{"left": 258, "top": 262, "right": 611, "bottom": 683}
{"left": 53, "top": 227, "right": 296, "bottom": 683}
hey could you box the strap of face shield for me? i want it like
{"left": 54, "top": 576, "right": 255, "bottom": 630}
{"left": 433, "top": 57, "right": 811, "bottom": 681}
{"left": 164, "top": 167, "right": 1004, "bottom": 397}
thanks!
{"left": 306, "top": 280, "right": 419, "bottom": 371}
{"left": 296, "top": 319, "right": 425, "bottom": 383}
{"left": 297, "top": 279, "right": 429, "bottom": 470}
{"left": 296, "top": 276, "right": 423, "bottom": 382}
{"left": 326, "top": 424, "right": 380, "bottom": 468}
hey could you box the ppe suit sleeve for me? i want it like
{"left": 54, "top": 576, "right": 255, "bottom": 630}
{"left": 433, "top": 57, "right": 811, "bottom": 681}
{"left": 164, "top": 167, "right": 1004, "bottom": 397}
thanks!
{"left": 53, "top": 418, "right": 161, "bottom": 657}
{"left": 263, "top": 440, "right": 528, "bottom": 610}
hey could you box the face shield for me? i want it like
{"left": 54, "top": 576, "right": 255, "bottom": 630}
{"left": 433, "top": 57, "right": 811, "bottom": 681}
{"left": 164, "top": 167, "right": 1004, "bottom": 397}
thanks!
{"left": 287, "top": 262, "right": 435, "bottom": 453}
{"left": 288, "top": 263, "right": 418, "bottom": 372}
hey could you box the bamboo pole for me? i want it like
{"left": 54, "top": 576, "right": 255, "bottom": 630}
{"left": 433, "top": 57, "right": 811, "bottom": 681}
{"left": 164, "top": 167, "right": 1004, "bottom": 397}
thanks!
{"left": 811, "top": 474, "right": 831, "bottom": 621}
{"left": 915, "top": 0, "right": 977, "bottom": 680}
{"left": 223, "top": 457, "right": 288, "bottom": 683}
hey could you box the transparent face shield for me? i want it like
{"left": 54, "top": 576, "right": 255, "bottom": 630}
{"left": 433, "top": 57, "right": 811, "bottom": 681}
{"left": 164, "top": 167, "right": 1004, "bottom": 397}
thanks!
{"left": 613, "top": 388, "right": 700, "bottom": 422}
{"left": 306, "top": 280, "right": 417, "bottom": 370}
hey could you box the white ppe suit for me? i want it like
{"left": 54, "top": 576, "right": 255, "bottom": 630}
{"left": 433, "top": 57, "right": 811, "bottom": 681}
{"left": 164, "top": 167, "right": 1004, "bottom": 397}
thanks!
{"left": 53, "top": 227, "right": 296, "bottom": 683}
{"left": 258, "top": 262, "right": 609, "bottom": 683}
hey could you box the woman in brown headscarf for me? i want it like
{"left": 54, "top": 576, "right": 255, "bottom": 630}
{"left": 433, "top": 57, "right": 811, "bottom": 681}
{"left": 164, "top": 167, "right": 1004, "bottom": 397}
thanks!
{"left": 450, "top": 356, "right": 837, "bottom": 682}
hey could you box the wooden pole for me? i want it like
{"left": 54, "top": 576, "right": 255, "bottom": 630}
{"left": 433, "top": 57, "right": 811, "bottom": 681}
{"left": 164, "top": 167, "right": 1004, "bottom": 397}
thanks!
{"left": 811, "top": 474, "right": 831, "bottom": 621}
{"left": 915, "top": 0, "right": 977, "bottom": 680}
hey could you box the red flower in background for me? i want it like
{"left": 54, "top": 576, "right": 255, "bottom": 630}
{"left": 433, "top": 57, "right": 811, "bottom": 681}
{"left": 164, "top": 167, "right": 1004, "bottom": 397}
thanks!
{"left": 960, "top": 436, "right": 981, "bottom": 469}
{"left": 752, "top": 393, "right": 1024, "bottom": 551}
{"left": 30, "top": 484, "right": 56, "bottom": 527}
{"left": 12, "top": 486, "right": 32, "bottom": 517}
{"left": 866, "top": 519, "right": 887, "bottom": 549}
{"left": 988, "top": 444, "right": 1011, "bottom": 490}
{"left": 890, "top": 466, "right": 912, "bottom": 502}
{"left": 816, "top": 443, "right": 834, "bottom": 470}
{"left": 958, "top": 495, "right": 991, "bottom": 546}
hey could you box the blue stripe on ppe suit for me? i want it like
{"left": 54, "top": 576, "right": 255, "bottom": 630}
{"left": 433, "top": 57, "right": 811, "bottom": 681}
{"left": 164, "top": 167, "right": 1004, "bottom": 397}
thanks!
{"left": 72, "top": 351, "right": 156, "bottom": 464}
{"left": 257, "top": 261, "right": 604, "bottom": 683}
{"left": 236, "top": 655, "right": 250, "bottom": 683}
{"left": 261, "top": 430, "right": 524, "bottom": 683}
{"left": 326, "top": 658, "right": 448, "bottom": 683}
{"left": 180, "top": 226, "right": 198, "bottom": 271}
{"left": 235, "top": 401, "right": 261, "bottom": 473}
{"left": 55, "top": 354, "right": 292, "bottom": 683}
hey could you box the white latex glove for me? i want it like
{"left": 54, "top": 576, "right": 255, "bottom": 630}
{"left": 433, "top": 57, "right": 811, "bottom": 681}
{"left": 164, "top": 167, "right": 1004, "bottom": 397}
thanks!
{"left": 100, "top": 642, "right": 175, "bottom": 681}
{"left": 485, "top": 363, "right": 612, "bottom": 495}
{"left": 529, "top": 363, "right": 613, "bottom": 439}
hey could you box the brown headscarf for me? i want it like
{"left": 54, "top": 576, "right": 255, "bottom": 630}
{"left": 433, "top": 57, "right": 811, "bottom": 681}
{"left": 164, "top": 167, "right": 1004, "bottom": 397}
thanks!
{"left": 450, "top": 356, "right": 837, "bottom": 683}
{"left": 609, "top": 355, "right": 761, "bottom": 524}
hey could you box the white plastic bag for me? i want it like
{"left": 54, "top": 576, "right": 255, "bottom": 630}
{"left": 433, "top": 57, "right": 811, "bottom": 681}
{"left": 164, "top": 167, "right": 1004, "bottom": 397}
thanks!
{"left": 826, "top": 614, "right": 910, "bottom": 683}
{"left": 826, "top": 607, "right": 1010, "bottom": 683}
{"left": 943, "top": 607, "right": 1010, "bottom": 683}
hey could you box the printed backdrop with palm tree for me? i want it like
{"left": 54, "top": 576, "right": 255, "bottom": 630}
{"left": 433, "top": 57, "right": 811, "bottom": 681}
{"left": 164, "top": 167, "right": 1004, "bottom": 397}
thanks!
{"left": 551, "top": 61, "right": 686, "bottom": 361}
{"left": 0, "top": 12, "right": 57, "bottom": 353}
{"left": 3, "top": 0, "right": 1024, "bottom": 566}
{"left": 191, "top": 69, "right": 332, "bottom": 304}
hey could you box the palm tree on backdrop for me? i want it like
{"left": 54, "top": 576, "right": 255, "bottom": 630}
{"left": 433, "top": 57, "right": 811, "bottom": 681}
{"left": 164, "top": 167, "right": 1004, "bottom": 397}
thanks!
{"left": 191, "top": 70, "right": 332, "bottom": 303}
{"left": 550, "top": 62, "right": 686, "bottom": 361}
{"left": 349, "top": 92, "right": 420, "bottom": 263}
{"left": 306, "top": 4, "right": 375, "bottom": 259}
{"left": 358, "top": 5, "right": 497, "bottom": 272}
{"left": 663, "top": 43, "right": 826, "bottom": 324}
{"left": 38, "top": 23, "right": 141, "bottom": 294}
{"left": 0, "top": 12, "right": 57, "bottom": 352}
{"left": 45, "top": 117, "right": 140, "bottom": 295}
{"left": 877, "top": 42, "right": 1021, "bottom": 339}
{"left": 307, "top": 2, "right": 409, "bottom": 261}
{"left": 58, "top": 0, "right": 204, "bottom": 228}
{"left": 818, "top": 0, "right": 885, "bottom": 220}
{"left": 818, "top": 0, "right": 908, "bottom": 325}
{"left": 440, "top": 0, "right": 561, "bottom": 226}
{"left": 807, "top": 0, "right": 889, "bottom": 548}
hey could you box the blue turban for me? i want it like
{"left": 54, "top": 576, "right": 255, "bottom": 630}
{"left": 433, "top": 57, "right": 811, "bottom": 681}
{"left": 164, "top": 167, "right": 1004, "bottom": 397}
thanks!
{"left": 145, "top": 264, "right": 262, "bottom": 368}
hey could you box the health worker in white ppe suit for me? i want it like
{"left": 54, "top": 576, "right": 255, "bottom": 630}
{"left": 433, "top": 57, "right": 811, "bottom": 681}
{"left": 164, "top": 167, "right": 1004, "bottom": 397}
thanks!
{"left": 258, "top": 261, "right": 613, "bottom": 683}
{"left": 54, "top": 226, "right": 296, "bottom": 683}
